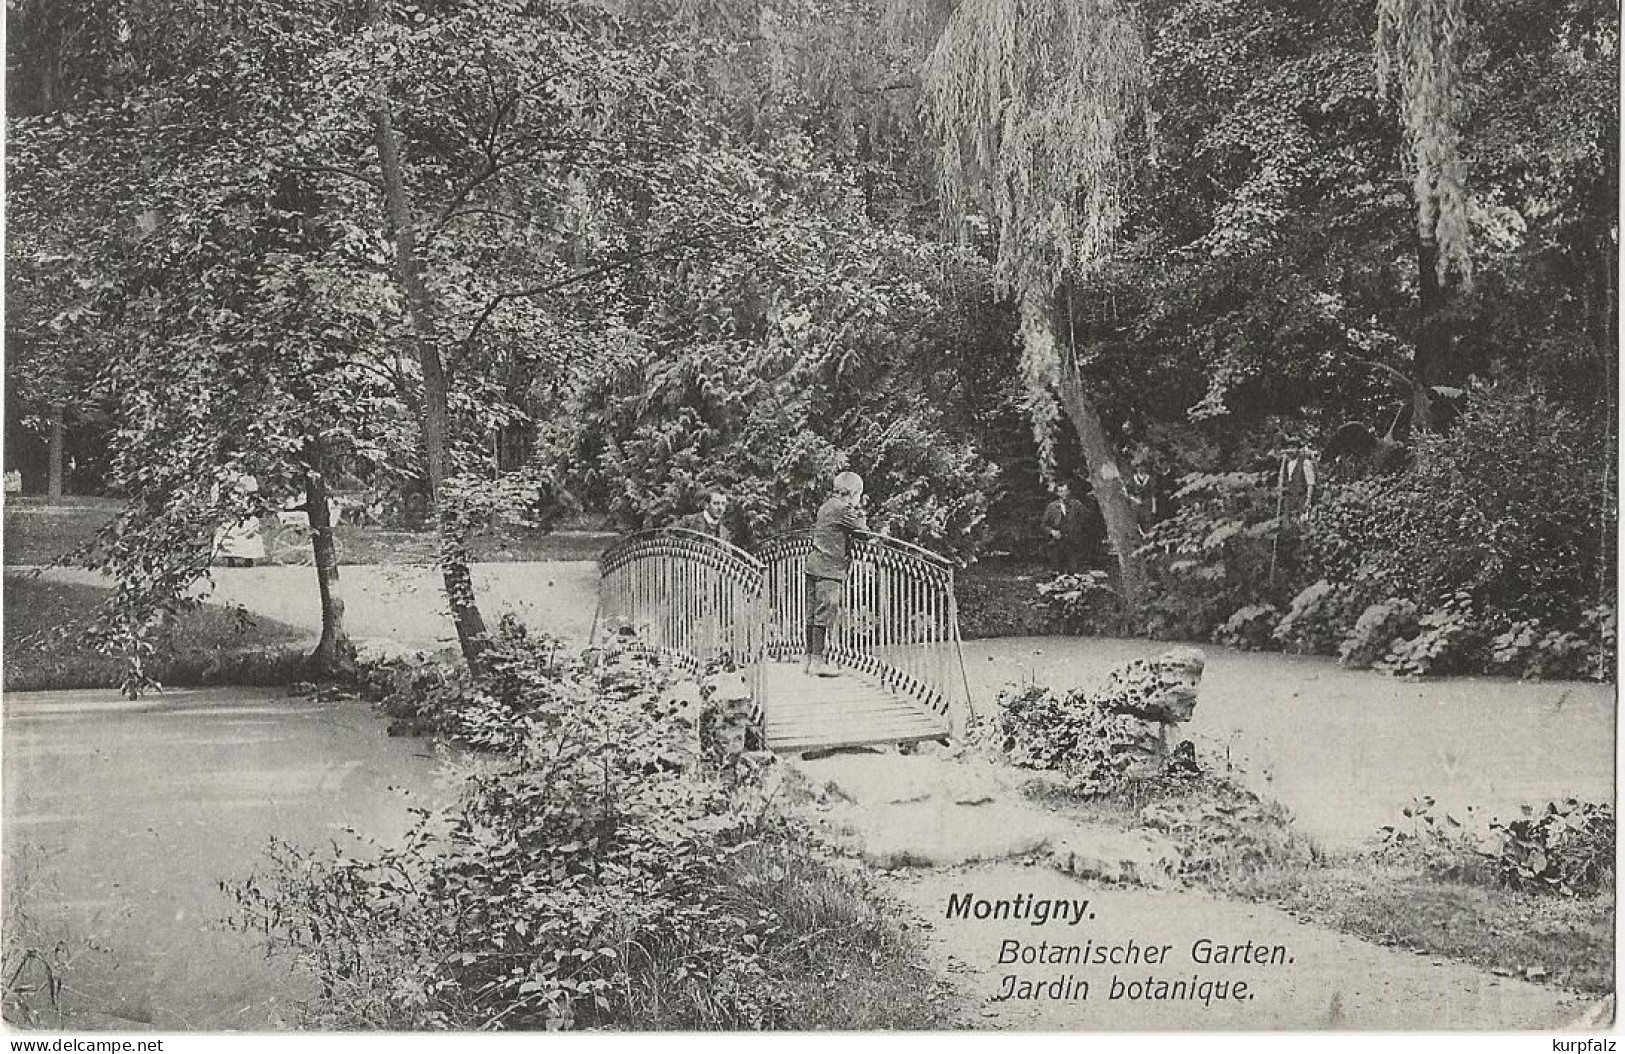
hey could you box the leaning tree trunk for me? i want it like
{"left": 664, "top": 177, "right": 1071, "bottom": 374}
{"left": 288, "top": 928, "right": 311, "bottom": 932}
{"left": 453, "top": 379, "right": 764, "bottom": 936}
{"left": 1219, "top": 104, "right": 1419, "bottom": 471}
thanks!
{"left": 1049, "top": 285, "right": 1148, "bottom": 608}
{"left": 366, "top": 2, "right": 490, "bottom": 668}
{"left": 304, "top": 443, "right": 355, "bottom": 678}
{"left": 1054, "top": 361, "right": 1149, "bottom": 608}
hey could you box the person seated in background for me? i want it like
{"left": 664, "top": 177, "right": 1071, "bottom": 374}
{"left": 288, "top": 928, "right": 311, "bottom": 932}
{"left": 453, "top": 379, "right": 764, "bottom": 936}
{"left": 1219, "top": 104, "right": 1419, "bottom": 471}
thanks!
{"left": 1040, "top": 481, "right": 1089, "bottom": 573}
{"left": 674, "top": 490, "right": 733, "bottom": 545}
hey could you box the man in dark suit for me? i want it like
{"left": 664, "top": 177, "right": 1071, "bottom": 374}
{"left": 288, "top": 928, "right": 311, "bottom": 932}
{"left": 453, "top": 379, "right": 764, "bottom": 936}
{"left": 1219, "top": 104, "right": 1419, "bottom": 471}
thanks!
{"left": 674, "top": 490, "right": 733, "bottom": 545}
{"left": 1040, "top": 482, "right": 1089, "bottom": 572}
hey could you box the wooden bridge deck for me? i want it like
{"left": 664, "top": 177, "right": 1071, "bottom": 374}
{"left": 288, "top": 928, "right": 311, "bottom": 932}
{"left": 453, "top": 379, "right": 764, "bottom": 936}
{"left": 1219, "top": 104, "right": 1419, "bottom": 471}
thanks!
{"left": 758, "top": 660, "right": 951, "bottom": 753}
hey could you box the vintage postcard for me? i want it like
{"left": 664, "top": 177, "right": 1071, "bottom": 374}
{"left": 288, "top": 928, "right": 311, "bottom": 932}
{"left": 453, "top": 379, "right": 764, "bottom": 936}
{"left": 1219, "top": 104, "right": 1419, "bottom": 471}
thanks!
{"left": 3, "top": 0, "right": 1615, "bottom": 1041}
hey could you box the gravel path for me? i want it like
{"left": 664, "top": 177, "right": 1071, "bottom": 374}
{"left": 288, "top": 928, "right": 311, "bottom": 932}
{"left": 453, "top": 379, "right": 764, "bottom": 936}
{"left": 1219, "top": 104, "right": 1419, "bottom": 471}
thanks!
{"left": 790, "top": 752, "right": 1606, "bottom": 1030}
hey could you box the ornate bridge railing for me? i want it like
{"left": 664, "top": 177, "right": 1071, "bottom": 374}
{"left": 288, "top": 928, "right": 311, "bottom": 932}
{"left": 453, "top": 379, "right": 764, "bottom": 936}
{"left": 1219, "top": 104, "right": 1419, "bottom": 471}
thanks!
{"left": 594, "top": 529, "right": 767, "bottom": 702}
{"left": 755, "top": 529, "right": 971, "bottom": 734}
{"left": 595, "top": 527, "right": 972, "bottom": 745}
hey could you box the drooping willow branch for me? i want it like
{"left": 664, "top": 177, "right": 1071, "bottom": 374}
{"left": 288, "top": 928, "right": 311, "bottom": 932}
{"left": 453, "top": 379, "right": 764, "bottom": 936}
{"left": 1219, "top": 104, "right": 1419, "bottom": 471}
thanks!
{"left": 922, "top": 0, "right": 1146, "bottom": 468}
{"left": 1376, "top": 0, "right": 1472, "bottom": 288}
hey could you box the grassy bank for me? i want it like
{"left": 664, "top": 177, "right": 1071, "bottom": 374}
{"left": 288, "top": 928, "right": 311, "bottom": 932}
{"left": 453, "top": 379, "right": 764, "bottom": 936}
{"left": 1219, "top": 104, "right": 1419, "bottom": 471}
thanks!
{"left": 3, "top": 498, "right": 614, "bottom": 568}
{"left": 1023, "top": 773, "right": 1614, "bottom": 995}
{"left": 3, "top": 575, "right": 311, "bottom": 692}
{"left": 1234, "top": 861, "right": 1614, "bottom": 994}
{"left": 957, "top": 560, "right": 1067, "bottom": 639}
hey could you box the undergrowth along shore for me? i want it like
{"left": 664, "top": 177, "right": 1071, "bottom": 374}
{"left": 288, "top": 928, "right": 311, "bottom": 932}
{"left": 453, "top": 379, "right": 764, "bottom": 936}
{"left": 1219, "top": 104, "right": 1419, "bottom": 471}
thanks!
{"left": 223, "top": 621, "right": 950, "bottom": 1031}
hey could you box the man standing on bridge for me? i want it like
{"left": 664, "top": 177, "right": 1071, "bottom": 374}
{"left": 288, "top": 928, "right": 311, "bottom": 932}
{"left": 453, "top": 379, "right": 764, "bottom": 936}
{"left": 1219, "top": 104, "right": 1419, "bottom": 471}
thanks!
{"left": 805, "top": 470, "right": 866, "bottom": 678}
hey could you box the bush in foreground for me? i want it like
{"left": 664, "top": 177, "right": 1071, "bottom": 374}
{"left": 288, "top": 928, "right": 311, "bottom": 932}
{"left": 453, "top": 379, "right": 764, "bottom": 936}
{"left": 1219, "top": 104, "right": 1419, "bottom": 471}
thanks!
{"left": 230, "top": 635, "right": 944, "bottom": 1030}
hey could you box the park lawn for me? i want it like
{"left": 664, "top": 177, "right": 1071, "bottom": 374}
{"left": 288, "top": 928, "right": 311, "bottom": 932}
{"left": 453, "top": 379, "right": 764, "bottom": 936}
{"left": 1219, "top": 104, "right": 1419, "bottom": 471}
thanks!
{"left": 3, "top": 574, "right": 312, "bottom": 692}
{"left": 3, "top": 499, "right": 613, "bottom": 568}
{"left": 2, "top": 497, "right": 123, "bottom": 567}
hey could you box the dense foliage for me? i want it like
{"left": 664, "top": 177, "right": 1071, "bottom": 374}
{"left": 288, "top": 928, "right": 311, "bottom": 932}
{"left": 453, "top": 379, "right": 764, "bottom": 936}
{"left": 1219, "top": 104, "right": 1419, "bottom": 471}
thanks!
{"left": 6, "top": 0, "right": 1616, "bottom": 680}
{"left": 231, "top": 629, "right": 943, "bottom": 1029}
{"left": 1376, "top": 795, "right": 1615, "bottom": 898}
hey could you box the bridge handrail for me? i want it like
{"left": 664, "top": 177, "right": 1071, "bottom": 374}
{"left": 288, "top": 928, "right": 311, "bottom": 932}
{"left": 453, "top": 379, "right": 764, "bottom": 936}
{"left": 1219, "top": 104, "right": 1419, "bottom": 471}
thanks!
{"left": 598, "top": 527, "right": 766, "bottom": 581}
{"left": 594, "top": 524, "right": 971, "bottom": 744}
{"left": 752, "top": 528, "right": 955, "bottom": 571}
{"left": 593, "top": 528, "right": 768, "bottom": 697}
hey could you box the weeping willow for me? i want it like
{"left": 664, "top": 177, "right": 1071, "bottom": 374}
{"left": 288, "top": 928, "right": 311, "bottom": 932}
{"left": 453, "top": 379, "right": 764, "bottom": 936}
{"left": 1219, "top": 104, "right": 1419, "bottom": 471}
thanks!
{"left": 922, "top": 0, "right": 1145, "bottom": 472}
{"left": 1376, "top": 0, "right": 1472, "bottom": 287}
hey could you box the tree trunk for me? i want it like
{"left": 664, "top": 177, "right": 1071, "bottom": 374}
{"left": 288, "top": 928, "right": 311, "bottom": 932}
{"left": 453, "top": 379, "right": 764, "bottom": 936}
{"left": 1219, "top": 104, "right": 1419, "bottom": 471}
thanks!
{"left": 1054, "top": 363, "right": 1148, "bottom": 607}
{"left": 47, "top": 401, "right": 65, "bottom": 500}
{"left": 366, "top": 1, "right": 490, "bottom": 668}
{"left": 304, "top": 446, "right": 356, "bottom": 678}
{"left": 1588, "top": 221, "right": 1616, "bottom": 361}
{"left": 1050, "top": 287, "right": 1147, "bottom": 607}
{"left": 1411, "top": 232, "right": 1449, "bottom": 434}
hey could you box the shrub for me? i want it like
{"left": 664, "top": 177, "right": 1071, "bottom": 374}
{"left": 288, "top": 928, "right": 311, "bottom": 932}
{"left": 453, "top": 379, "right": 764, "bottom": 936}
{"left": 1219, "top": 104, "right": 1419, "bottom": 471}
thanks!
{"left": 232, "top": 633, "right": 942, "bottom": 1030}
{"left": 1490, "top": 799, "right": 1615, "bottom": 897}
{"left": 1138, "top": 778, "right": 1311, "bottom": 880}
{"left": 1272, "top": 580, "right": 1358, "bottom": 656}
{"left": 969, "top": 682, "right": 1196, "bottom": 795}
{"left": 1035, "top": 571, "right": 1121, "bottom": 635}
{"left": 1212, "top": 603, "right": 1281, "bottom": 651}
{"left": 1375, "top": 593, "right": 1484, "bottom": 677}
{"left": 1372, "top": 796, "right": 1615, "bottom": 898}
{"left": 1338, "top": 598, "right": 1420, "bottom": 669}
{"left": 1136, "top": 471, "right": 1294, "bottom": 641}
{"left": 1372, "top": 796, "right": 1495, "bottom": 885}
{"left": 1487, "top": 617, "right": 1602, "bottom": 680}
{"left": 1304, "top": 383, "right": 1611, "bottom": 633}
{"left": 358, "top": 616, "right": 687, "bottom": 755}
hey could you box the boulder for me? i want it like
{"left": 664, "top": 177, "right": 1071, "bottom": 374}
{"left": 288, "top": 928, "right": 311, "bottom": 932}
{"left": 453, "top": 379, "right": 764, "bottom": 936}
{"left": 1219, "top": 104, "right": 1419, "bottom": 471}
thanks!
{"left": 1091, "top": 647, "right": 1205, "bottom": 725}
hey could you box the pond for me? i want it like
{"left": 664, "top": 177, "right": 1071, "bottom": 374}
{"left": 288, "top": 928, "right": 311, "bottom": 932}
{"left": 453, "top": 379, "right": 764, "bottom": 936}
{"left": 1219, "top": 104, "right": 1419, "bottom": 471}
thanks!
{"left": 959, "top": 636, "right": 1615, "bottom": 850}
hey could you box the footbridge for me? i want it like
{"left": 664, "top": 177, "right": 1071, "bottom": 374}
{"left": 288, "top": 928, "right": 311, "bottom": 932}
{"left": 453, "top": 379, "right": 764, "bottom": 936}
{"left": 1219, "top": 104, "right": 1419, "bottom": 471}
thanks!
{"left": 594, "top": 528, "right": 974, "bottom": 752}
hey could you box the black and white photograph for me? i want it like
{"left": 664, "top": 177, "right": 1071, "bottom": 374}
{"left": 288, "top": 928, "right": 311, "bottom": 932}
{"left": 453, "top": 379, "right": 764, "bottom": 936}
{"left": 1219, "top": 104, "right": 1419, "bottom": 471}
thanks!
{"left": 1, "top": 0, "right": 1617, "bottom": 1039}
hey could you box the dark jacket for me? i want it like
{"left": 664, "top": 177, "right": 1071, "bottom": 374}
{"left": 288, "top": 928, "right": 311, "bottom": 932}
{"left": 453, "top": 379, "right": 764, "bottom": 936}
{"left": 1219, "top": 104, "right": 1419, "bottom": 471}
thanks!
{"left": 673, "top": 511, "right": 733, "bottom": 546}
{"left": 1041, "top": 497, "right": 1088, "bottom": 542}
{"left": 806, "top": 495, "right": 866, "bottom": 580}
